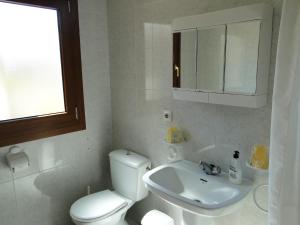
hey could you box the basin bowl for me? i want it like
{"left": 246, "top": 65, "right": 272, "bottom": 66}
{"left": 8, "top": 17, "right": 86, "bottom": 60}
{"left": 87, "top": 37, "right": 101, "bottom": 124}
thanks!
{"left": 143, "top": 160, "right": 252, "bottom": 217}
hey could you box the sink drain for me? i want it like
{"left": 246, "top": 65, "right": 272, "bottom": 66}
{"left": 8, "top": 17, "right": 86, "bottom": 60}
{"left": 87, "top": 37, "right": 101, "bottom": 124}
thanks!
{"left": 193, "top": 199, "right": 202, "bottom": 203}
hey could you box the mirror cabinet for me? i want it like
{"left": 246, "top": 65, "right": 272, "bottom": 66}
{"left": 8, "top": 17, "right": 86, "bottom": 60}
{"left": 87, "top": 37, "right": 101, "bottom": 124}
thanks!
{"left": 172, "top": 4, "right": 273, "bottom": 108}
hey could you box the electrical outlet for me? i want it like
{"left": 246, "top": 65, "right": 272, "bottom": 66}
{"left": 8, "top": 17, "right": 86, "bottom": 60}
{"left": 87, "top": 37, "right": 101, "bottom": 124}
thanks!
{"left": 163, "top": 110, "right": 172, "bottom": 122}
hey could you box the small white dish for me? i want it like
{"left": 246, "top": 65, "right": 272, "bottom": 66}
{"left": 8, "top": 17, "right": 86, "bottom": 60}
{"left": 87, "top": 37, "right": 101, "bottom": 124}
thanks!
{"left": 246, "top": 161, "right": 268, "bottom": 174}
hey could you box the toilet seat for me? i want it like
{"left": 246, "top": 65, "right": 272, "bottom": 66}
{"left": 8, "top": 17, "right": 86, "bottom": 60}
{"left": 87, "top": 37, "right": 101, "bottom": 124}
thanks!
{"left": 70, "top": 190, "right": 129, "bottom": 223}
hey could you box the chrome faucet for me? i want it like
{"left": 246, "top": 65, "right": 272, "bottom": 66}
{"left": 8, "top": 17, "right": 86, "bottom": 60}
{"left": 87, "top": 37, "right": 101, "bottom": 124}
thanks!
{"left": 199, "top": 161, "right": 221, "bottom": 176}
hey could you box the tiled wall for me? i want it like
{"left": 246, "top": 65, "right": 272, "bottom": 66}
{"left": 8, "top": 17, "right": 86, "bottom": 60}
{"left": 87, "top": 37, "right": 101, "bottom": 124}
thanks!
{"left": 0, "top": 1, "right": 111, "bottom": 225}
{"left": 0, "top": 0, "right": 282, "bottom": 224}
{"left": 108, "top": 0, "right": 282, "bottom": 224}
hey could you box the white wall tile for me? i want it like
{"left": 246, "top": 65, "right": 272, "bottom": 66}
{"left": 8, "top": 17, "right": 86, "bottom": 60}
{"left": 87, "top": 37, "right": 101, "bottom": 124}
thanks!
{"left": 135, "top": 48, "right": 153, "bottom": 90}
{"left": 14, "top": 173, "right": 44, "bottom": 225}
{"left": 0, "top": 181, "right": 17, "bottom": 225}
{"left": 0, "top": 149, "right": 13, "bottom": 184}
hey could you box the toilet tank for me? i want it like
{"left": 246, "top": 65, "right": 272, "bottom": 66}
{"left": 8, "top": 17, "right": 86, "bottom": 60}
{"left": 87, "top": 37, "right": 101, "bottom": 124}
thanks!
{"left": 109, "top": 150, "right": 151, "bottom": 201}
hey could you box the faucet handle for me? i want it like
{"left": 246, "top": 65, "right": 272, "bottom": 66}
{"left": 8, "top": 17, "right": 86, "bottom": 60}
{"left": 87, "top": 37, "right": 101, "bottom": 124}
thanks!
{"left": 199, "top": 161, "right": 221, "bottom": 176}
{"left": 211, "top": 164, "right": 221, "bottom": 175}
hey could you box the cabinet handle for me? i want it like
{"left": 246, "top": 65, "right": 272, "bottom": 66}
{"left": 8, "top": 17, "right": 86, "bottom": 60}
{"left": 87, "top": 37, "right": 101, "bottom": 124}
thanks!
{"left": 175, "top": 65, "right": 180, "bottom": 77}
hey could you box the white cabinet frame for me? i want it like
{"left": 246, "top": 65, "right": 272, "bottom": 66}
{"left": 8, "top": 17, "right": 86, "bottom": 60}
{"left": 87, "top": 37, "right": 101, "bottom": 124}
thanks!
{"left": 172, "top": 3, "right": 273, "bottom": 108}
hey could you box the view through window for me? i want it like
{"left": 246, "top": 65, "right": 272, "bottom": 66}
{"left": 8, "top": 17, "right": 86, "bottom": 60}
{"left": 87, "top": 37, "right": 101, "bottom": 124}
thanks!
{"left": 0, "top": 2, "right": 65, "bottom": 121}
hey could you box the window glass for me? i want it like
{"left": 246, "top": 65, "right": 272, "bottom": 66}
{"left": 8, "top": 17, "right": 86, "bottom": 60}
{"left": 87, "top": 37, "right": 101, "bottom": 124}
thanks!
{"left": 0, "top": 2, "right": 65, "bottom": 121}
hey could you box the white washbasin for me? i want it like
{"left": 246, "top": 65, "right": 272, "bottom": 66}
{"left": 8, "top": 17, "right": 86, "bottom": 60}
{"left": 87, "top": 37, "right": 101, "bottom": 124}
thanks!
{"left": 143, "top": 160, "right": 252, "bottom": 217}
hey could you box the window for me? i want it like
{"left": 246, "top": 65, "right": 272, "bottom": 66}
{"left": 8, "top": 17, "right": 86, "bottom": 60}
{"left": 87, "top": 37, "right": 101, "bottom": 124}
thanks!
{"left": 0, "top": 0, "right": 86, "bottom": 147}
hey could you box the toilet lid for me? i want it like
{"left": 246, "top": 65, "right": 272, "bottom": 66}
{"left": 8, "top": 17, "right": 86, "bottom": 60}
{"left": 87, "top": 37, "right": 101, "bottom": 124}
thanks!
{"left": 70, "top": 190, "right": 128, "bottom": 222}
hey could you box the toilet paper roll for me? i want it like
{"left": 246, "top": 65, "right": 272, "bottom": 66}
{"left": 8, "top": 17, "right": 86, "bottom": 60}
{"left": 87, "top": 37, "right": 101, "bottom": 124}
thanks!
{"left": 6, "top": 150, "right": 30, "bottom": 173}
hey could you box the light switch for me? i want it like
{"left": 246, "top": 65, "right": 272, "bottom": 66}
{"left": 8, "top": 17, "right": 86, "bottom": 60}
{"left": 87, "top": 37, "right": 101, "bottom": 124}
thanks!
{"left": 163, "top": 110, "right": 172, "bottom": 122}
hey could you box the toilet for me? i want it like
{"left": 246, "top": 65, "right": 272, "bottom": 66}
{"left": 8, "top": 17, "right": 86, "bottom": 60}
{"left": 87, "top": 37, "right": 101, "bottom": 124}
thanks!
{"left": 70, "top": 149, "right": 151, "bottom": 225}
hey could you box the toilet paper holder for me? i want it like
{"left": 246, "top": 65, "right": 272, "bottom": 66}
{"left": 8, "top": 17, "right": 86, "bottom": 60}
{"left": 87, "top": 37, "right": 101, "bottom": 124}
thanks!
{"left": 6, "top": 146, "right": 30, "bottom": 173}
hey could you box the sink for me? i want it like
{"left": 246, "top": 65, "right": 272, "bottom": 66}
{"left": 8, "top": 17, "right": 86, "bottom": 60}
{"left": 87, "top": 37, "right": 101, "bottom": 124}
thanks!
{"left": 143, "top": 160, "right": 252, "bottom": 217}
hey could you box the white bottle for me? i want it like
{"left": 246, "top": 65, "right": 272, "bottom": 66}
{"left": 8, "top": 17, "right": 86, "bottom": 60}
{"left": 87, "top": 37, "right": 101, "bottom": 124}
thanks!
{"left": 229, "top": 151, "right": 242, "bottom": 184}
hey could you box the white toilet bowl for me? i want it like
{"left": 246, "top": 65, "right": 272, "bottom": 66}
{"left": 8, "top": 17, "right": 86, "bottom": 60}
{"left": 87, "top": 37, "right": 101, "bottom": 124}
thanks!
{"left": 70, "top": 190, "right": 133, "bottom": 225}
{"left": 70, "top": 150, "right": 151, "bottom": 225}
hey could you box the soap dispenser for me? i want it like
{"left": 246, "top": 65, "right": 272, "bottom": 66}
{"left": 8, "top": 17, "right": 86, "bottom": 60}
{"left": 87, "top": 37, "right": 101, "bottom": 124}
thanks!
{"left": 229, "top": 151, "right": 242, "bottom": 184}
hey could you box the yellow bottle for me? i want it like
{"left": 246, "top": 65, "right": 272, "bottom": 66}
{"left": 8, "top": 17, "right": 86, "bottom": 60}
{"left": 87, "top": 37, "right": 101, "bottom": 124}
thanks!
{"left": 250, "top": 145, "right": 269, "bottom": 170}
{"left": 166, "top": 127, "right": 184, "bottom": 144}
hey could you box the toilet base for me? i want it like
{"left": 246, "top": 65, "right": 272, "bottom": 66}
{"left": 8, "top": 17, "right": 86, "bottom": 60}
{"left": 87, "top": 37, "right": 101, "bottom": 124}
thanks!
{"left": 116, "top": 220, "right": 129, "bottom": 225}
{"left": 73, "top": 218, "right": 129, "bottom": 225}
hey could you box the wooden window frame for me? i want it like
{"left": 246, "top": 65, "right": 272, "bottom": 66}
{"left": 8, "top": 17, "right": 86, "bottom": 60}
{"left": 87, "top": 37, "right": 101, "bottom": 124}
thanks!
{"left": 0, "top": 0, "right": 86, "bottom": 147}
{"left": 173, "top": 32, "right": 181, "bottom": 88}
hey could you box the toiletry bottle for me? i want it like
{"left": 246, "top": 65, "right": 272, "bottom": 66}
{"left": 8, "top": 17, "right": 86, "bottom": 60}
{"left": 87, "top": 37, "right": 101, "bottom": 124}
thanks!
{"left": 229, "top": 151, "right": 242, "bottom": 184}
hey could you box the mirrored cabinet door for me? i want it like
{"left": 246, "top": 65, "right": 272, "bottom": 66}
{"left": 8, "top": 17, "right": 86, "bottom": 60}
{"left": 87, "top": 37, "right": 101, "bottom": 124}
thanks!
{"left": 180, "top": 30, "right": 197, "bottom": 89}
{"left": 196, "top": 26, "right": 226, "bottom": 92}
{"left": 225, "top": 21, "right": 261, "bottom": 94}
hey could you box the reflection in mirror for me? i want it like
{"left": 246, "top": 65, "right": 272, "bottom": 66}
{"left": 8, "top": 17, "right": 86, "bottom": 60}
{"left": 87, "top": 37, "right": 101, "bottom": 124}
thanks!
{"left": 197, "top": 26, "right": 226, "bottom": 92}
{"left": 225, "top": 21, "right": 260, "bottom": 94}
{"left": 180, "top": 30, "right": 197, "bottom": 89}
